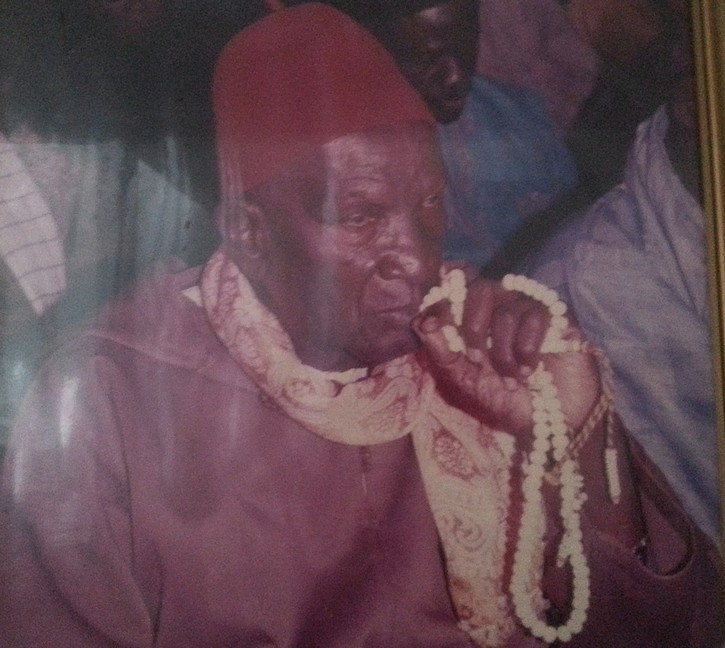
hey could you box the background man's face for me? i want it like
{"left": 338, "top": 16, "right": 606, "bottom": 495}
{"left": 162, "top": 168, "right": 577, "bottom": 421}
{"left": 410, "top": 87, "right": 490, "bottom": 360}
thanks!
{"left": 253, "top": 123, "right": 446, "bottom": 371}
{"left": 378, "top": 0, "right": 480, "bottom": 124}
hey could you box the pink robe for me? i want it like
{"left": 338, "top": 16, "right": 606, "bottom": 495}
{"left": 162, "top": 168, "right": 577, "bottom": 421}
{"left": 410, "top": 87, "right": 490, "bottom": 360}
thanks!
{"left": 1, "top": 267, "right": 721, "bottom": 647}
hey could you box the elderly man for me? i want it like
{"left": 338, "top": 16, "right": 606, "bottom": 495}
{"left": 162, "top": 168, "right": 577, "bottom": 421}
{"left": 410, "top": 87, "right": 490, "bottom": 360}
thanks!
{"left": 0, "top": 4, "right": 721, "bottom": 647}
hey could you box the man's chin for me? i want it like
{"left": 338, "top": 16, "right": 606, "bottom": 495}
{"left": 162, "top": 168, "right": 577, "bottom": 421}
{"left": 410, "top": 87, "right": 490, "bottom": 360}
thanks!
{"left": 430, "top": 94, "right": 469, "bottom": 124}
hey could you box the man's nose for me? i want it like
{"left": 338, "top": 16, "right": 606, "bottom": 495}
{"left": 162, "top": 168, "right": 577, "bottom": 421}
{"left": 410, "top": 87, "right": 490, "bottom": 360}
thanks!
{"left": 375, "top": 215, "right": 429, "bottom": 281}
{"left": 437, "top": 56, "right": 465, "bottom": 93}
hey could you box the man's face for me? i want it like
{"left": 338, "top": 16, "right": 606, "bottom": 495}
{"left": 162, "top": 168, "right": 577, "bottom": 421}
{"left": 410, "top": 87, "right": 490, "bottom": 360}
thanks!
{"left": 247, "top": 123, "right": 446, "bottom": 371}
{"left": 378, "top": 0, "right": 480, "bottom": 124}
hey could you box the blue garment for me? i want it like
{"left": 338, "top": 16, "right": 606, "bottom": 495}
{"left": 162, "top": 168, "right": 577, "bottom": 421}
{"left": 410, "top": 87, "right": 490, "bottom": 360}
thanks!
{"left": 439, "top": 76, "right": 577, "bottom": 268}
{"left": 526, "top": 107, "right": 720, "bottom": 543}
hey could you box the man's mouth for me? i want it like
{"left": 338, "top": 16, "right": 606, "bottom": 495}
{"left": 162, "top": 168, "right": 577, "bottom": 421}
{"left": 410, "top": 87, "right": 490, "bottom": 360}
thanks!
{"left": 371, "top": 305, "right": 419, "bottom": 324}
{"left": 360, "top": 277, "right": 418, "bottom": 316}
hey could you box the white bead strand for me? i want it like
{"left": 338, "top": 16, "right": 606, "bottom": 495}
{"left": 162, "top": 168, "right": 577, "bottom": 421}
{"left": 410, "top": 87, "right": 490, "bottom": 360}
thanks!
{"left": 502, "top": 274, "right": 591, "bottom": 643}
{"left": 420, "top": 272, "right": 598, "bottom": 643}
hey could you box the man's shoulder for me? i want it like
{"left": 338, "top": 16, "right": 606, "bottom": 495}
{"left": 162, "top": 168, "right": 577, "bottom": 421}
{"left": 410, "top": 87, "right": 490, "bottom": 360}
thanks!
{"left": 468, "top": 75, "right": 548, "bottom": 114}
{"left": 30, "top": 263, "right": 257, "bottom": 405}
{"left": 84, "top": 265, "right": 227, "bottom": 375}
{"left": 526, "top": 184, "right": 641, "bottom": 290}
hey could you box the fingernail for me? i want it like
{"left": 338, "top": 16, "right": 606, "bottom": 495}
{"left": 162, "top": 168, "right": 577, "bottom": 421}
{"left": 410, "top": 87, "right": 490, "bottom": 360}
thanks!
{"left": 466, "top": 347, "right": 484, "bottom": 363}
{"left": 419, "top": 314, "right": 440, "bottom": 334}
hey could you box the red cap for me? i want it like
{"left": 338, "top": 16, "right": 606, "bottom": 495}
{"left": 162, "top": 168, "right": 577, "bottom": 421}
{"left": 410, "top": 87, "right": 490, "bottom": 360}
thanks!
{"left": 213, "top": 2, "right": 434, "bottom": 198}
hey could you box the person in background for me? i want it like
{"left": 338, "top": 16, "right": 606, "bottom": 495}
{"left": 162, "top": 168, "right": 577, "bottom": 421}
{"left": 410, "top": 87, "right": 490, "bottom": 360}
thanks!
{"left": 524, "top": 5, "right": 721, "bottom": 543}
{"left": 474, "top": 0, "right": 598, "bottom": 135}
{"left": 478, "top": 0, "right": 698, "bottom": 280}
{"left": 1, "top": 5, "right": 721, "bottom": 646}
{"left": 563, "top": 0, "right": 695, "bottom": 200}
{"left": 0, "top": 0, "right": 265, "bottom": 444}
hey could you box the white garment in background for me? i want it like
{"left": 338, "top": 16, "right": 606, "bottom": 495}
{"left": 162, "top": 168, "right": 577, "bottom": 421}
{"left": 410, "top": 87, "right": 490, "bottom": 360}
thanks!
{"left": 527, "top": 107, "right": 719, "bottom": 542}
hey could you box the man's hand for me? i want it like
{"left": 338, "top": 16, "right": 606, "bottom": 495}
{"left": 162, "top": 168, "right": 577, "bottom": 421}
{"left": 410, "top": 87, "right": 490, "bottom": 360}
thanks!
{"left": 413, "top": 278, "right": 601, "bottom": 444}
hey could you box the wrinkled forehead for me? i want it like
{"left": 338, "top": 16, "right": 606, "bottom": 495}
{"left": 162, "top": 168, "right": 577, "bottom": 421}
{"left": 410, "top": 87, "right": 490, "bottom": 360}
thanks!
{"left": 321, "top": 122, "right": 445, "bottom": 180}
{"left": 257, "top": 121, "right": 445, "bottom": 214}
{"left": 278, "top": 122, "right": 442, "bottom": 181}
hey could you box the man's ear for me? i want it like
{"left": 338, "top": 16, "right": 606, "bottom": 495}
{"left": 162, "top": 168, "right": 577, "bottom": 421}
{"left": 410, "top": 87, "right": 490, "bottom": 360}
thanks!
{"left": 222, "top": 200, "right": 271, "bottom": 279}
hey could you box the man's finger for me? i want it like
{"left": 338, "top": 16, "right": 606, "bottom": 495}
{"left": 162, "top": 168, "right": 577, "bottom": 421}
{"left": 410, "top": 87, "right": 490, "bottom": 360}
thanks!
{"left": 460, "top": 280, "right": 497, "bottom": 343}
{"left": 488, "top": 299, "right": 547, "bottom": 377}
{"left": 514, "top": 304, "right": 549, "bottom": 367}
{"left": 413, "top": 312, "right": 462, "bottom": 368}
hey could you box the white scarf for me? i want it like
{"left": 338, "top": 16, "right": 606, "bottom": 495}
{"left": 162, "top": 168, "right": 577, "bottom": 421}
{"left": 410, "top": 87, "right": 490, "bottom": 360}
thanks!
{"left": 201, "top": 249, "right": 541, "bottom": 647}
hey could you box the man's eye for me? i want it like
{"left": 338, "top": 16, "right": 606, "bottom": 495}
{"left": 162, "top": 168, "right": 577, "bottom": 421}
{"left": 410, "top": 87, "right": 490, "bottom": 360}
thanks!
{"left": 419, "top": 191, "right": 446, "bottom": 239}
{"left": 342, "top": 213, "right": 372, "bottom": 227}
{"left": 422, "top": 192, "right": 443, "bottom": 208}
{"left": 339, "top": 206, "right": 382, "bottom": 228}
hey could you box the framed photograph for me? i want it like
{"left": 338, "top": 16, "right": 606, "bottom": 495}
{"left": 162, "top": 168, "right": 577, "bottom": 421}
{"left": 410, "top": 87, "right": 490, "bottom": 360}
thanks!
{"left": 0, "top": 1, "right": 722, "bottom": 646}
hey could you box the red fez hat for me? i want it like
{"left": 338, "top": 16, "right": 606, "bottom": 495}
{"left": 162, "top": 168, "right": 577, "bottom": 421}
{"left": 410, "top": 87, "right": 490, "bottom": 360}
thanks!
{"left": 213, "top": 2, "right": 435, "bottom": 198}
